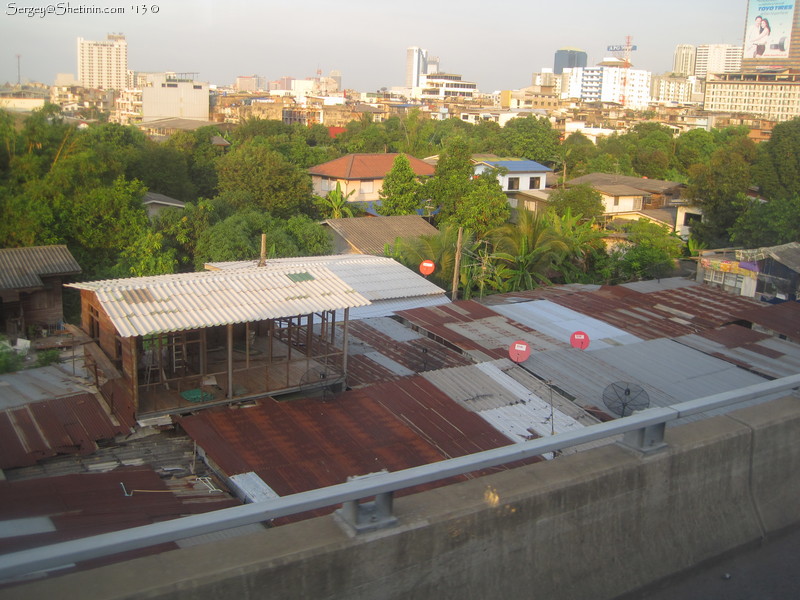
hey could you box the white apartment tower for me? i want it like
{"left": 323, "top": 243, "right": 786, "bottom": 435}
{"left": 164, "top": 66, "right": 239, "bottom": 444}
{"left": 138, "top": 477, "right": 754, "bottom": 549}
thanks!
{"left": 673, "top": 45, "right": 696, "bottom": 76}
{"left": 695, "top": 44, "right": 743, "bottom": 78}
{"left": 77, "top": 34, "right": 128, "bottom": 90}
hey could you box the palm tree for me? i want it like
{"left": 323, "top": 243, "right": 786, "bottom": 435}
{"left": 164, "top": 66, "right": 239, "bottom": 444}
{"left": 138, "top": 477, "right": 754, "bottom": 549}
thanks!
{"left": 547, "top": 208, "right": 607, "bottom": 283}
{"left": 314, "top": 182, "right": 355, "bottom": 219}
{"left": 488, "top": 208, "right": 568, "bottom": 292}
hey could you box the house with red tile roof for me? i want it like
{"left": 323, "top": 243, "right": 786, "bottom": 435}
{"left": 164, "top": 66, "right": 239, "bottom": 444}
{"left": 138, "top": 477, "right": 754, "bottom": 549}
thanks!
{"left": 308, "top": 153, "right": 435, "bottom": 206}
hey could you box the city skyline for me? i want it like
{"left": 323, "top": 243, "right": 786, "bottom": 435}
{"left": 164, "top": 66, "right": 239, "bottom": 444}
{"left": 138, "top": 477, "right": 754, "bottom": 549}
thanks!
{"left": 2, "top": 0, "right": 746, "bottom": 91}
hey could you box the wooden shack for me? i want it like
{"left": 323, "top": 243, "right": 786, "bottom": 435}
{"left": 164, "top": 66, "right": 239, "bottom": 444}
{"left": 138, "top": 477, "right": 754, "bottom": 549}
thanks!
{"left": 68, "top": 266, "right": 370, "bottom": 418}
{"left": 0, "top": 245, "right": 81, "bottom": 342}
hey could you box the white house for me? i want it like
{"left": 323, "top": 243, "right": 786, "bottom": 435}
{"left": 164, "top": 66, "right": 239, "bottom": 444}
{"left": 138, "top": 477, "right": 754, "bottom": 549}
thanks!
{"left": 472, "top": 157, "right": 552, "bottom": 192}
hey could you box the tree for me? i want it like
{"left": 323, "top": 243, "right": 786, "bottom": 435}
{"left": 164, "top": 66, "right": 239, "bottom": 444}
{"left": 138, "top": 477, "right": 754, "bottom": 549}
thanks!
{"left": 610, "top": 219, "right": 683, "bottom": 282}
{"left": 731, "top": 196, "right": 800, "bottom": 248}
{"left": 686, "top": 143, "right": 755, "bottom": 246}
{"left": 547, "top": 184, "right": 604, "bottom": 221}
{"left": 425, "top": 137, "right": 474, "bottom": 221}
{"left": 489, "top": 208, "right": 567, "bottom": 291}
{"left": 446, "top": 170, "right": 510, "bottom": 237}
{"left": 315, "top": 182, "right": 355, "bottom": 219}
{"left": 377, "top": 154, "right": 422, "bottom": 216}
{"left": 753, "top": 117, "right": 800, "bottom": 200}
{"left": 548, "top": 208, "right": 608, "bottom": 283}
{"left": 498, "top": 115, "right": 560, "bottom": 163}
{"left": 216, "top": 142, "right": 314, "bottom": 218}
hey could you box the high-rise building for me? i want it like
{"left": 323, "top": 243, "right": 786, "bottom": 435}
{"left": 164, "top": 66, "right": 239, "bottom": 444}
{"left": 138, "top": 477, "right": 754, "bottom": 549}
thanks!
{"left": 560, "top": 65, "right": 651, "bottom": 109}
{"left": 406, "top": 47, "right": 429, "bottom": 88}
{"left": 553, "top": 48, "right": 587, "bottom": 75}
{"left": 77, "top": 34, "right": 128, "bottom": 90}
{"left": 741, "top": 1, "right": 800, "bottom": 70}
{"left": 672, "top": 45, "right": 696, "bottom": 76}
{"left": 695, "top": 44, "right": 743, "bottom": 78}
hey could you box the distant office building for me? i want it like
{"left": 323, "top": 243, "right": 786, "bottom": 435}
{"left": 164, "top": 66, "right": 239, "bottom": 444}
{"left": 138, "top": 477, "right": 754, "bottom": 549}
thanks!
{"left": 554, "top": 48, "right": 587, "bottom": 75}
{"left": 742, "top": 1, "right": 800, "bottom": 70}
{"left": 141, "top": 72, "right": 209, "bottom": 122}
{"left": 673, "top": 45, "right": 696, "bottom": 76}
{"left": 406, "top": 47, "right": 429, "bottom": 88}
{"left": 77, "top": 34, "right": 128, "bottom": 90}
{"left": 695, "top": 45, "right": 743, "bottom": 78}
{"left": 234, "top": 75, "right": 267, "bottom": 92}
{"left": 415, "top": 73, "right": 477, "bottom": 100}
{"left": 704, "top": 71, "right": 800, "bottom": 121}
{"left": 651, "top": 74, "right": 704, "bottom": 104}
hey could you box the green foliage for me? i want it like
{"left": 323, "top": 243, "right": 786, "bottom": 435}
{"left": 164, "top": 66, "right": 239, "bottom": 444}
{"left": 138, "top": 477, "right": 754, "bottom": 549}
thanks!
{"left": 194, "top": 210, "right": 330, "bottom": 268}
{"left": 315, "top": 182, "right": 355, "bottom": 219}
{"left": 548, "top": 184, "right": 604, "bottom": 221}
{"left": 425, "top": 138, "right": 474, "bottom": 222}
{"left": 0, "top": 341, "right": 24, "bottom": 373}
{"left": 216, "top": 142, "right": 314, "bottom": 218}
{"left": 377, "top": 154, "right": 423, "bottom": 216}
{"left": 731, "top": 196, "right": 800, "bottom": 248}
{"left": 610, "top": 219, "right": 684, "bottom": 281}
{"left": 753, "top": 117, "right": 800, "bottom": 201}
{"left": 498, "top": 115, "right": 560, "bottom": 163}
{"left": 36, "top": 349, "right": 62, "bottom": 367}
{"left": 446, "top": 170, "right": 510, "bottom": 237}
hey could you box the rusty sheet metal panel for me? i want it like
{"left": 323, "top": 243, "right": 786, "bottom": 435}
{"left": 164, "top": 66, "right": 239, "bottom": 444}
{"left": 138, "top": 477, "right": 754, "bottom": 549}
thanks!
{"left": 0, "top": 394, "right": 130, "bottom": 470}
{"left": 736, "top": 300, "right": 800, "bottom": 341}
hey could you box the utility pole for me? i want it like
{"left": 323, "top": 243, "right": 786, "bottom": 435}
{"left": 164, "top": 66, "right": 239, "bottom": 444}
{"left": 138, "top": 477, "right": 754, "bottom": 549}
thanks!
{"left": 16, "top": 54, "right": 21, "bottom": 86}
{"left": 451, "top": 226, "right": 463, "bottom": 301}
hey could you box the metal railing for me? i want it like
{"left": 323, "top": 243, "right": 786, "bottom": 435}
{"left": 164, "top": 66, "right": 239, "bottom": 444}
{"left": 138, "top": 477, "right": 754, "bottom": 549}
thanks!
{"left": 1, "top": 374, "right": 798, "bottom": 580}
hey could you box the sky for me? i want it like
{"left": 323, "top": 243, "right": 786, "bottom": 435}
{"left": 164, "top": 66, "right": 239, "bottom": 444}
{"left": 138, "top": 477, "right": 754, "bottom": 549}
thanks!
{"left": 1, "top": 0, "right": 748, "bottom": 92}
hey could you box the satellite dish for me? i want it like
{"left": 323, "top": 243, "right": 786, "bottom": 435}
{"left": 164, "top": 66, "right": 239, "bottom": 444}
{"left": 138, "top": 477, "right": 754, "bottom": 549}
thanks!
{"left": 602, "top": 381, "right": 650, "bottom": 417}
{"left": 298, "top": 364, "right": 344, "bottom": 401}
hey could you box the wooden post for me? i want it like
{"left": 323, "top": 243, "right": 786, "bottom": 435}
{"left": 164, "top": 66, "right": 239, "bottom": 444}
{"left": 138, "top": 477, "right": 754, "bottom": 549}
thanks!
{"left": 451, "top": 226, "right": 463, "bottom": 301}
{"left": 257, "top": 233, "right": 267, "bottom": 267}
{"left": 227, "top": 324, "right": 234, "bottom": 399}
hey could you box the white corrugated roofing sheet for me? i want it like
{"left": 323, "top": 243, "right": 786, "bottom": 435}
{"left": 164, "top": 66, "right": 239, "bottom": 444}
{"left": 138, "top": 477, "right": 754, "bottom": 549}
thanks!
{"left": 206, "top": 255, "right": 447, "bottom": 303}
{"left": 68, "top": 266, "right": 370, "bottom": 338}
{"left": 491, "top": 300, "right": 641, "bottom": 350}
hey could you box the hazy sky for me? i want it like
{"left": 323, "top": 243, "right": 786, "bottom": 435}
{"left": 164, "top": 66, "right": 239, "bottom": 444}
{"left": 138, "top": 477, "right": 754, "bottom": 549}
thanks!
{"left": 2, "top": 0, "right": 748, "bottom": 91}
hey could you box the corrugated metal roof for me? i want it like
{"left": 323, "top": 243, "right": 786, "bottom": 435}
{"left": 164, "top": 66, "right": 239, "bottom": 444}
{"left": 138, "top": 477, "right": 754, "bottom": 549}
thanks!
{"left": 490, "top": 300, "right": 642, "bottom": 350}
{"left": 475, "top": 159, "right": 552, "bottom": 173}
{"left": 324, "top": 216, "right": 440, "bottom": 255}
{"left": 0, "top": 467, "right": 238, "bottom": 575}
{"left": 206, "top": 254, "right": 447, "bottom": 303}
{"left": 67, "top": 266, "right": 371, "bottom": 338}
{"left": 0, "top": 393, "right": 131, "bottom": 470}
{"left": 568, "top": 173, "right": 683, "bottom": 195}
{"left": 522, "top": 338, "right": 779, "bottom": 424}
{"left": 675, "top": 325, "right": 800, "bottom": 379}
{"left": 736, "top": 301, "right": 800, "bottom": 341}
{"left": 0, "top": 365, "right": 93, "bottom": 410}
{"left": 0, "top": 245, "right": 81, "bottom": 290}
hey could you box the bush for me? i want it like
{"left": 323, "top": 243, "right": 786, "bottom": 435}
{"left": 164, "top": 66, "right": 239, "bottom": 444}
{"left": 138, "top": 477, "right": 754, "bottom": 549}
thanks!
{"left": 0, "top": 347, "right": 24, "bottom": 373}
{"left": 36, "top": 349, "right": 62, "bottom": 367}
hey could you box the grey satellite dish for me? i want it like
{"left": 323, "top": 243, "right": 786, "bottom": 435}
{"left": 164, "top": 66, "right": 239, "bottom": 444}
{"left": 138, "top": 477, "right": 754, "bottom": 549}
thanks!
{"left": 602, "top": 381, "right": 650, "bottom": 417}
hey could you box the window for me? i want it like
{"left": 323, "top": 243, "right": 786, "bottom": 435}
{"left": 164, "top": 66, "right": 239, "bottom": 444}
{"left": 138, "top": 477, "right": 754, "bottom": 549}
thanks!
{"left": 508, "top": 177, "right": 520, "bottom": 191}
{"left": 529, "top": 177, "right": 541, "bottom": 190}
{"left": 613, "top": 197, "right": 620, "bottom": 207}
{"left": 360, "top": 180, "right": 374, "bottom": 194}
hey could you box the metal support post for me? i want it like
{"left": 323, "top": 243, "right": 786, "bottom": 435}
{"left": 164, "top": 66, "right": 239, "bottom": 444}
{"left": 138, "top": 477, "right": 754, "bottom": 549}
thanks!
{"left": 621, "top": 422, "right": 667, "bottom": 454}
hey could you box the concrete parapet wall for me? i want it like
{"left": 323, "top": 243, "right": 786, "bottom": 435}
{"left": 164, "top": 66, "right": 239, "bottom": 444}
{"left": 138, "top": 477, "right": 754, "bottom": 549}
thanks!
{"left": 4, "top": 396, "right": 799, "bottom": 600}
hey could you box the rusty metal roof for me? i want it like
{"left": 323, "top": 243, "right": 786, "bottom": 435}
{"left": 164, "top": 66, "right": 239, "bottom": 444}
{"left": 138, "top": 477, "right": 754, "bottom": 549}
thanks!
{"left": 735, "top": 301, "right": 800, "bottom": 342}
{"left": 396, "top": 300, "right": 563, "bottom": 361}
{"left": 0, "top": 467, "right": 238, "bottom": 575}
{"left": 0, "top": 245, "right": 81, "bottom": 290}
{"left": 0, "top": 393, "right": 132, "bottom": 470}
{"left": 308, "top": 153, "right": 434, "bottom": 180}
{"left": 177, "top": 376, "right": 521, "bottom": 506}
{"left": 67, "top": 266, "right": 371, "bottom": 337}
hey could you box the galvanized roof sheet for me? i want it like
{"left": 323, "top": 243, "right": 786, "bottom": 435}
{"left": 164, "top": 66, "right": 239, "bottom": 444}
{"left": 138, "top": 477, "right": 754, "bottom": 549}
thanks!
{"left": 67, "top": 266, "right": 371, "bottom": 338}
{"left": 0, "top": 245, "right": 81, "bottom": 290}
{"left": 490, "top": 300, "right": 642, "bottom": 350}
{"left": 324, "top": 216, "right": 440, "bottom": 255}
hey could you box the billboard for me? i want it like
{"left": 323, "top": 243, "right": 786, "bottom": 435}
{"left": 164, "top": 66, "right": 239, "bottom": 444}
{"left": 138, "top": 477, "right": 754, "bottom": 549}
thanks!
{"left": 744, "top": 1, "right": 796, "bottom": 59}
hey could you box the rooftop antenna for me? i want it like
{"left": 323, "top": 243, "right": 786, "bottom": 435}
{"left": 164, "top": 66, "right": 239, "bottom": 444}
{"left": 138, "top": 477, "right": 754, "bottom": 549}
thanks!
{"left": 16, "top": 54, "right": 21, "bottom": 86}
{"left": 602, "top": 381, "right": 650, "bottom": 418}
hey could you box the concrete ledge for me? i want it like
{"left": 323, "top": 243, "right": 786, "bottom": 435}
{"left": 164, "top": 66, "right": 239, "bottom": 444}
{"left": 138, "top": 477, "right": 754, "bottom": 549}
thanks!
{"left": 3, "top": 396, "right": 799, "bottom": 600}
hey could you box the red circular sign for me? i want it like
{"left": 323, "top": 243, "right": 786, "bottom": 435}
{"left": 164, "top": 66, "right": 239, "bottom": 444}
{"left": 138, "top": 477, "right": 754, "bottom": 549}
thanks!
{"left": 508, "top": 340, "right": 531, "bottom": 363}
{"left": 570, "top": 331, "right": 590, "bottom": 350}
{"left": 419, "top": 259, "right": 436, "bottom": 276}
